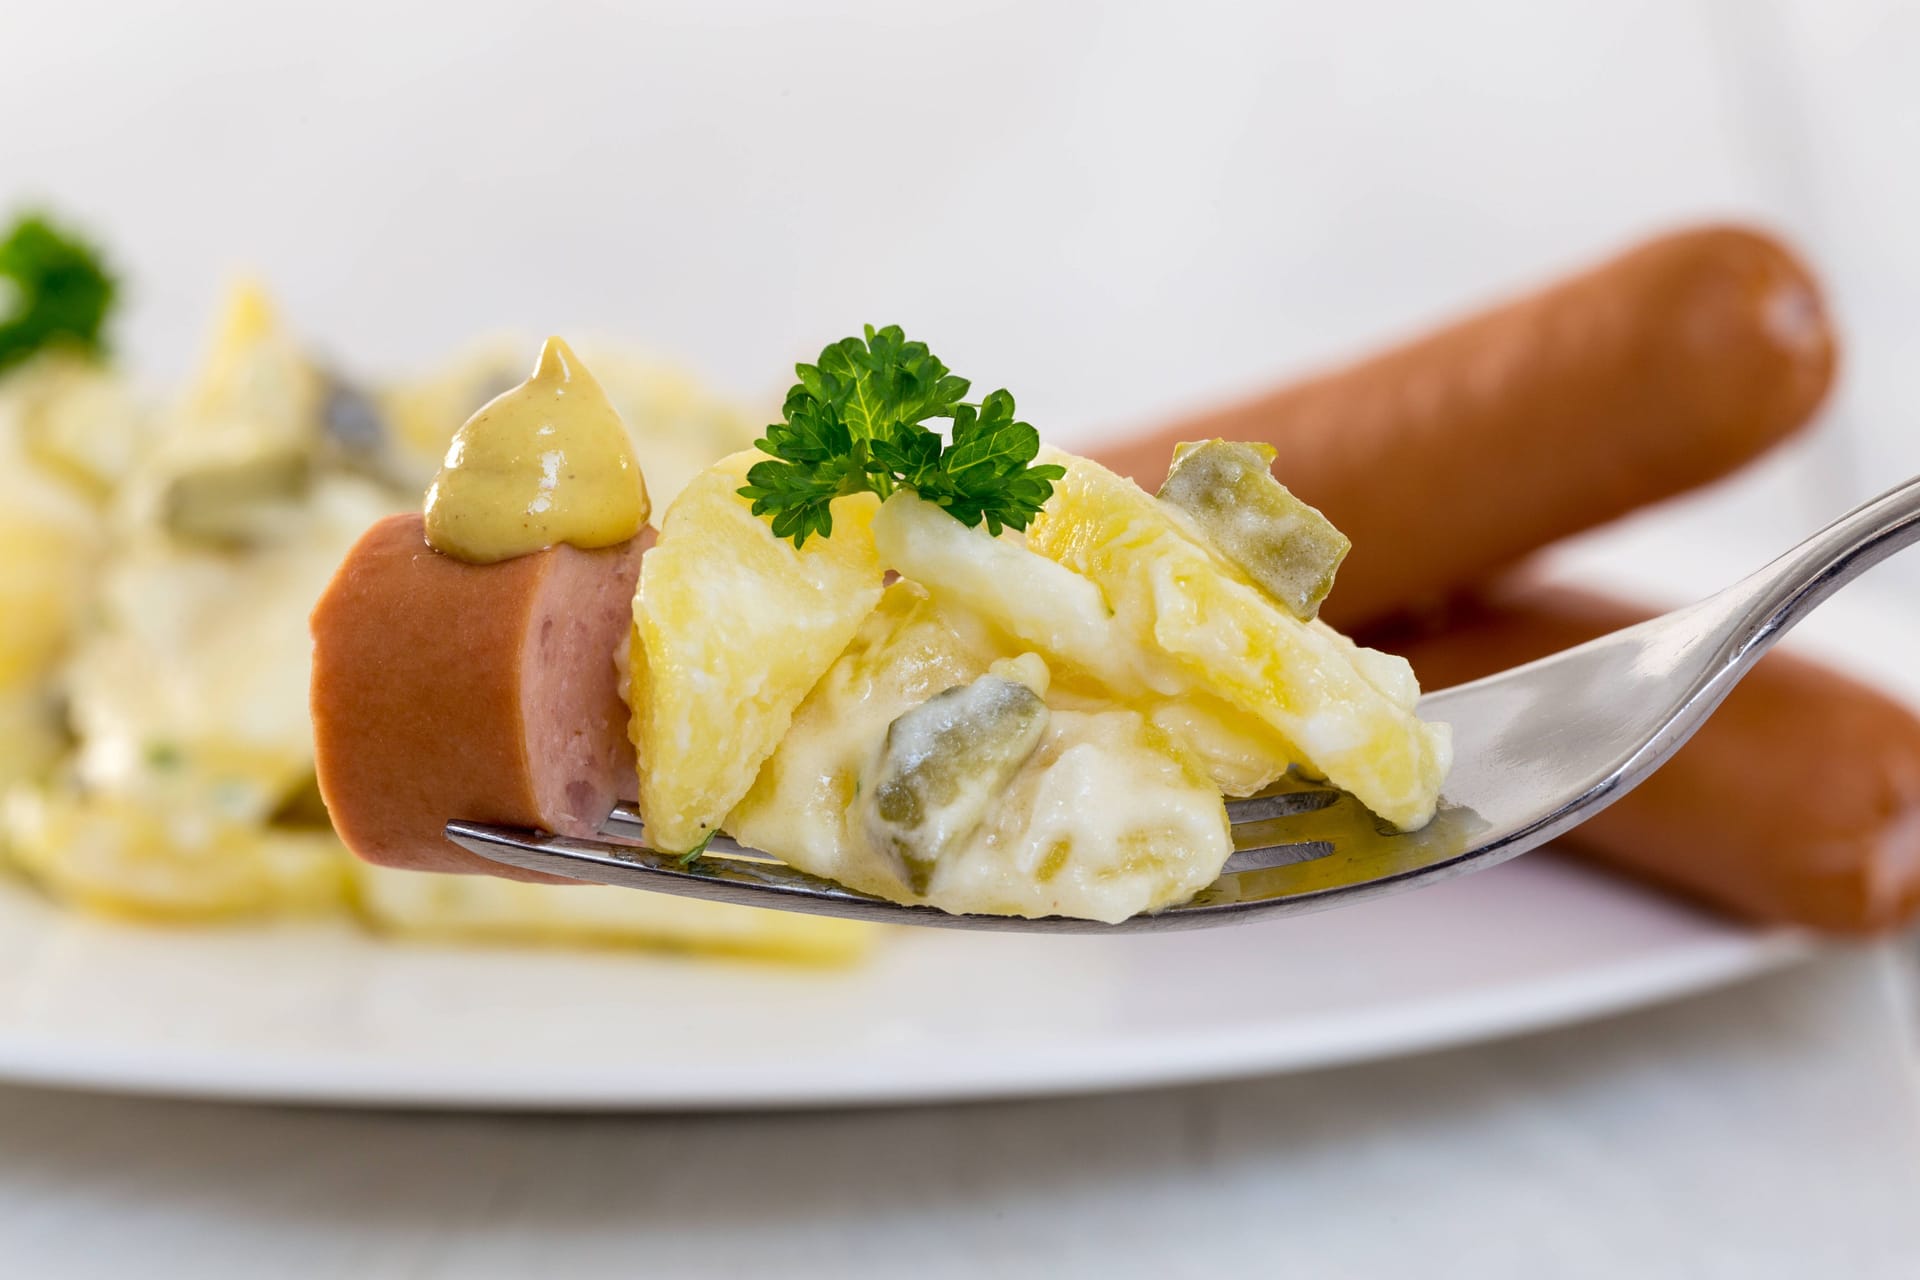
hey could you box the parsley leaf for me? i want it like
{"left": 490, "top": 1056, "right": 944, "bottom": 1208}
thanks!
{"left": 738, "top": 325, "right": 1064, "bottom": 546}
{"left": 0, "top": 212, "right": 117, "bottom": 375}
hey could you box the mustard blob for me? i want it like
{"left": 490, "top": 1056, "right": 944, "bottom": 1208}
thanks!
{"left": 423, "top": 337, "right": 650, "bottom": 564}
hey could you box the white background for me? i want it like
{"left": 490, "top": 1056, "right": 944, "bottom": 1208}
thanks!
{"left": 5, "top": 0, "right": 1915, "bottom": 532}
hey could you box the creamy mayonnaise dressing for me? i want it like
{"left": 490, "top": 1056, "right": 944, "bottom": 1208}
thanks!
{"left": 726, "top": 581, "right": 1234, "bottom": 923}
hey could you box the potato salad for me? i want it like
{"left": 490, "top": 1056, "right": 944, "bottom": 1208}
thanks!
{"left": 628, "top": 329, "right": 1452, "bottom": 923}
{"left": 0, "top": 212, "right": 866, "bottom": 961}
{"left": 3, "top": 212, "right": 1450, "bottom": 940}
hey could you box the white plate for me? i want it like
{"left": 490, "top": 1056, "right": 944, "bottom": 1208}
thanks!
{"left": 3, "top": 553, "right": 1905, "bottom": 1112}
{"left": 0, "top": 854, "right": 1805, "bottom": 1110}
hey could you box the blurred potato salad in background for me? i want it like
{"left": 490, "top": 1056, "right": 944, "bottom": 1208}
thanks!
{"left": 0, "top": 209, "right": 872, "bottom": 963}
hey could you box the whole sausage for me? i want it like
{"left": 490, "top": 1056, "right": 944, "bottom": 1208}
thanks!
{"left": 310, "top": 514, "right": 649, "bottom": 879}
{"left": 1093, "top": 226, "right": 1838, "bottom": 630}
{"left": 1364, "top": 586, "right": 1920, "bottom": 933}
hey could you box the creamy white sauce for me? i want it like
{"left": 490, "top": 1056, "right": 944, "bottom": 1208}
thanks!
{"left": 727, "top": 582, "right": 1233, "bottom": 922}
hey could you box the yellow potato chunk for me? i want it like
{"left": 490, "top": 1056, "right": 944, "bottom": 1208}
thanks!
{"left": 0, "top": 500, "right": 96, "bottom": 692}
{"left": 632, "top": 450, "right": 883, "bottom": 852}
{"left": 6, "top": 351, "right": 148, "bottom": 499}
{"left": 1139, "top": 691, "right": 1301, "bottom": 798}
{"left": 3, "top": 787, "right": 349, "bottom": 921}
{"left": 175, "top": 279, "right": 323, "bottom": 458}
{"left": 1028, "top": 451, "right": 1450, "bottom": 831}
{"left": 64, "top": 476, "right": 393, "bottom": 806}
{"left": 872, "top": 490, "right": 1172, "bottom": 696}
{"left": 0, "top": 689, "right": 62, "bottom": 795}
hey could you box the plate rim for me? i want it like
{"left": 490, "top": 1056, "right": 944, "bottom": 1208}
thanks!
{"left": 0, "top": 924, "right": 1810, "bottom": 1111}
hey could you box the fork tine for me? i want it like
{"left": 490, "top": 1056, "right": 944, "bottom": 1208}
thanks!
{"left": 1224, "top": 786, "right": 1339, "bottom": 823}
{"left": 1221, "top": 841, "right": 1336, "bottom": 873}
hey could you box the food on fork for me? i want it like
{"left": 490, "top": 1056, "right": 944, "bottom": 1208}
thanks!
{"left": 1096, "top": 225, "right": 1838, "bottom": 629}
{"left": 312, "top": 326, "right": 1452, "bottom": 922}
{"left": 1371, "top": 586, "right": 1920, "bottom": 934}
{"left": 6, "top": 208, "right": 1897, "bottom": 941}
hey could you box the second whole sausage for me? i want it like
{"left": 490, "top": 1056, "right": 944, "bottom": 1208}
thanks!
{"left": 1094, "top": 225, "right": 1838, "bottom": 631}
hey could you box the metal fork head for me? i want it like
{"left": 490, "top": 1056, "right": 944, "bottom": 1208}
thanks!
{"left": 442, "top": 637, "right": 1609, "bottom": 936}
{"left": 447, "top": 473, "right": 1920, "bottom": 932}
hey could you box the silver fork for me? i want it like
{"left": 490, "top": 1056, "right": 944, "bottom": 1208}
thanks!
{"left": 447, "top": 475, "right": 1920, "bottom": 933}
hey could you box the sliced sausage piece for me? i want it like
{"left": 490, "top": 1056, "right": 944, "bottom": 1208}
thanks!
{"left": 1365, "top": 586, "right": 1920, "bottom": 934}
{"left": 311, "top": 513, "right": 649, "bottom": 878}
{"left": 1093, "top": 225, "right": 1838, "bottom": 630}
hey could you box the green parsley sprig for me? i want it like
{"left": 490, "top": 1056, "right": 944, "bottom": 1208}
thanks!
{"left": 0, "top": 212, "right": 118, "bottom": 375}
{"left": 738, "top": 325, "right": 1065, "bottom": 547}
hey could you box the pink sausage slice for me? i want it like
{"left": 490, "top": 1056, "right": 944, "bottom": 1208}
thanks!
{"left": 311, "top": 513, "right": 648, "bottom": 879}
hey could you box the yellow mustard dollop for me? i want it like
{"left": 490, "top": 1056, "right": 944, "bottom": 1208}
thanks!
{"left": 423, "top": 337, "right": 650, "bottom": 563}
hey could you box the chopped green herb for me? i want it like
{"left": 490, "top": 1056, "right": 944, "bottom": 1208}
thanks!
{"left": 738, "top": 325, "right": 1065, "bottom": 547}
{"left": 676, "top": 828, "right": 719, "bottom": 866}
{"left": 0, "top": 212, "right": 117, "bottom": 374}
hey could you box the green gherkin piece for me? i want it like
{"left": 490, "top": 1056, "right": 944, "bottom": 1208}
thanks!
{"left": 1157, "top": 439, "right": 1351, "bottom": 621}
{"left": 865, "top": 673, "right": 1049, "bottom": 894}
{"left": 161, "top": 449, "right": 313, "bottom": 548}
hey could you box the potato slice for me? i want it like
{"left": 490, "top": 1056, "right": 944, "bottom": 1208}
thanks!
{"left": 4, "top": 787, "right": 348, "bottom": 921}
{"left": 1029, "top": 450, "right": 1450, "bottom": 831}
{"left": 872, "top": 490, "right": 1169, "bottom": 695}
{"left": 65, "top": 475, "right": 392, "bottom": 805}
{"left": 631, "top": 450, "right": 883, "bottom": 852}
{"left": 0, "top": 492, "right": 96, "bottom": 692}
{"left": 1138, "top": 690, "right": 1300, "bottom": 798}
{"left": 7, "top": 351, "right": 148, "bottom": 498}
{"left": 0, "top": 688, "right": 62, "bottom": 795}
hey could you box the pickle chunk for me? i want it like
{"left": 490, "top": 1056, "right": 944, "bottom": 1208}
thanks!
{"left": 161, "top": 448, "right": 312, "bottom": 547}
{"left": 1157, "top": 439, "right": 1349, "bottom": 621}
{"left": 864, "top": 663, "right": 1049, "bottom": 892}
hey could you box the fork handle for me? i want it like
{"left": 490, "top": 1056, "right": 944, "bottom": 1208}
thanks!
{"left": 1712, "top": 473, "right": 1920, "bottom": 669}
